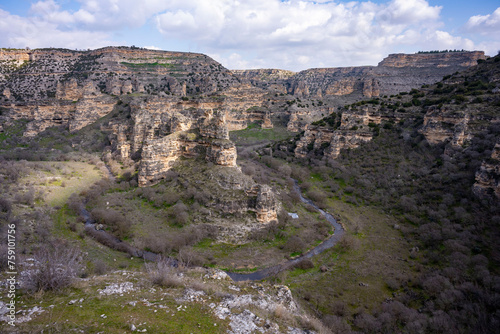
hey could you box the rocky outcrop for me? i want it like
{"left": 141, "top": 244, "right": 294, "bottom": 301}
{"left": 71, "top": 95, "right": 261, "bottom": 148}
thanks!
{"left": 294, "top": 105, "right": 382, "bottom": 159}
{"left": 136, "top": 111, "right": 238, "bottom": 187}
{"left": 234, "top": 52, "right": 485, "bottom": 103}
{"left": 206, "top": 140, "right": 237, "bottom": 167}
{"left": 138, "top": 132, "right": 198, "bottom": 187}
{"left": 419, "top": 107, "right": 471, "bottom": 145}
{"left": 0, "top": 48, "right": 486, "bottom": 140}
{"left": 378, "top": 52, "right": 485, "bottom": 68}
{"left": 473, "top": 143, "right": 500, "bottom": 200}
{"left": 255, "top": 185, "right": 278, "bottom": 223}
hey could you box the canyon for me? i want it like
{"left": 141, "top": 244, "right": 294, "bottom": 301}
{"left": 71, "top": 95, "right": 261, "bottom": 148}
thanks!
{"left": 0, "top": 46, "right": 495, "bottom": 217}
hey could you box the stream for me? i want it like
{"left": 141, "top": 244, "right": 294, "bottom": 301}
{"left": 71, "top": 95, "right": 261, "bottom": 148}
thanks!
{"left": 82, "top": 179, "right": 344, "bottom": 281}
{"left": 226, "top": 181, "right": 345, "bottom": 281}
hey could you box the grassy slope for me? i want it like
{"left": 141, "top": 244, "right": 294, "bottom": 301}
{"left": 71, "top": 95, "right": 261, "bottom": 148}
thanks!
{"left": 2, "top": 270, "right": 230, "bottom": 334}
{"left": 282, "top": 198, "right": 414, "bottom": 316}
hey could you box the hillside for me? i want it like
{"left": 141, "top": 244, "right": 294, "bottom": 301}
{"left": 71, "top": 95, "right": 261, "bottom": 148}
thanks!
{"left": 0, "top": 47, "right": 498, "bottom": 333}
{"left": 269, "top": 53, "right": 500, "bottom": 332}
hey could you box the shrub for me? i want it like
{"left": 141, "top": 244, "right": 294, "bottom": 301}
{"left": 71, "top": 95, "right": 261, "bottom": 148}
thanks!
{"left": 178, "top": 247, "right": 204, "bottom": 267}
{"left": 23, "top": 241, "right": 82, "bottom": 292}
{"left": 336, "top": 235, "right": 358, "bottom": 252}
{"left": 84, "top": 226, "right": 137, "bottom": 256}
{"left": 147, "top": 258, "right": 183, "bottom": 288}
{"left": 283, "top": 235, "right": 305, "bottom": 254}
{"left": 295, "top": 259, "right": 314, "bottom": 270}
{"left": 90, "top": 208, "right": 132, "bottom": 238}
{"left": 0, "top": 198, "right": 12, "bottom": 220}
{"left": 93, "top": 259, "right": 108, "bottom": 275}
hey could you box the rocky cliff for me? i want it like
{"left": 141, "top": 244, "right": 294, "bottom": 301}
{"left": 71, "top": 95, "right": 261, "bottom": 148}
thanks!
{"left": 286, "top": 54, "right": 500, "bottom": 202}
{"left": 0, "top": 47, "right": 492, "bottom": 213}
{"left": 473, "top": 143, "right": 500, "bottom": 200}
{"left": 235, "top": 51, "right": 485, "bottom": 99}
{"left": 1, "top": 48, "right": 485, "bottom": 139}
{"left": 234, "top": 51, "right": 485, "bottom": 131}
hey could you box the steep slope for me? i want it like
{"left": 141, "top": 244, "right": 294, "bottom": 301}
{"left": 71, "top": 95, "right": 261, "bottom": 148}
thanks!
{"left": 270, "top": 53, "right": 500, "bottom": 332}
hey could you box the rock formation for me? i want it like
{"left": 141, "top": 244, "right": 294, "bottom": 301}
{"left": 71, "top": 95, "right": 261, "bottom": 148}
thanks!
{"left": 0, "top": 47, "right": 491, "bottom": 225}
{"left": 235, "top": 51, "right": 485, "bottom": 99}
{"left": 473, "top": 143, "right": 500, "bottom": 200}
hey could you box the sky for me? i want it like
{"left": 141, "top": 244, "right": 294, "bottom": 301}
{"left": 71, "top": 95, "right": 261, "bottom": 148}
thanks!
{"left": 0, "top": 0, "right": 499, "bottom": 71}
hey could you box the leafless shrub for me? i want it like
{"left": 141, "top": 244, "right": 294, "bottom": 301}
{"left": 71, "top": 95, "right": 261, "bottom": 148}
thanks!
{"left": 147, "top": 258, "right": 183, "bottom": 288}
{"left": 178, "top": 246, "right": 204, "bottom": 267}
{"left": 68, "top": 221, "right": 77, "bottom": 232}
{"left": 323, "top": 314, "right": 351, "bottom": 333}
{"left": 283, "top": 235, "right": 305, "bottom": 254}
{"left": 273, "top": 305, "right": 293, "bottom": 322}
{"left": 93, "top": 259, "right": 108, "bottom": 275}
{"left": 298, "top": 316, "right": 332, "bottom": 333}
{"left": 23, "top": 241, "right": 82, "bottom": 293}
{"left": 328, "top": 300, "right": 347, "bottom": 317}
{"left": 242, "top": 164, "right": 256, "bottom": 176}
{"left": 84, "top": 226, "right": 136, "bottom": 256}
{"left": 0, "top": 244, "right": 8, "bottom": 271}
{"left": 307, "top": 190, "right": 326, "bottom": 203}
{"left": 91, "top": 208, "right": 132, "bottom": 238}
{"left": 278, "top": 164, "right": 292, "bottom": 178}
{"left": 188, "top": 280, "right": 206, "bottom": 292}
{"left": 14, "top": 188, "right": 35, "bottom": 206}
{"left": 170, "top": 202, "right": 189, "bottom": 226}
{"left": 0, "top": 198, "right": 12, "bottom": 220}
{"left": 163, "top": 192, "right": 180, "bottom": 206}
{"left": 143, "top": 234, "right": 172, "bottom": 254}
{"left": 336, "top": 235, "right": 358, "bottom": 252}
{"left": 295, "top": 259, "right": 314, "bottom": 270}
{"left": 67, "top": 193, "right": 83, "bottom": 214}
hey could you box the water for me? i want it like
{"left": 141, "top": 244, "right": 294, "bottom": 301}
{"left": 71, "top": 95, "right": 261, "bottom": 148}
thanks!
{"left": 226, "top": 180, "right": 345, "bottom": 281}
{"left": 81, "top": 179, "right": 344, "bottom": 281}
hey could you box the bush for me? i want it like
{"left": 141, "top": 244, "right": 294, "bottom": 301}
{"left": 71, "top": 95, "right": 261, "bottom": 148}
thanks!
{"left": 93, "top": 259, "right": 108, "bottom": 275}
{"left": 147, "top": 258, "right": 182, "bottom": 288}
{"left": 84, "top": 226, "right": 137, "bottom": 256}
{"left": 295, "top": 259, "right": 314, "bottom": 270}
{"left": 336, "top": 235, "right": 358, "bottom": 252}
{"left": 23, "top": 241, "right": 82, "bottom": 292}
{"left": 90, "top": 208, "right": 132, "bottom": 238}
{"left": 283, "top": 235, "right": 305, "bottom": 254}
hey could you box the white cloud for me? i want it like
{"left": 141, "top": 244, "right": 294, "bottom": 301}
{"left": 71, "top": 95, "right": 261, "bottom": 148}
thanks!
{"left": 0, "top": 0, "right": 494, "bottom": 70}
{"left": 153, "top": 0, "right": 453, "bottom": 69}
{"left": 0, "top": 8, "right": 112, "bottom": 50}
{"left": 465, "top": 7, "right": 500, "bottom": 34}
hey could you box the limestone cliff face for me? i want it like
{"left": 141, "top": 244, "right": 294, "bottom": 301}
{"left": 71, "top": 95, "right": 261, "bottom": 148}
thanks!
{"left": 0, "top": 47, "right": 241, "bottom": 137}
{"left": 255, "top": 185, "right": 278, "bottom": 223}
{"left": 234, "top": 52, "right": 485, "bottom": 102}
{"left": 206, "top": 140, "right": 237, "bottom": 167}
{"left": 138, "top": 132, "right": 197, "bottom": 187}
{"left": 473, "top": 143, "right": 500, "bottom": 200}
{"left": 378, "top": 52, "right": 485, "bottom": 68}
{"left": 294, "top": 106, "right": 382, "bottom": 159}
{"left": 136, "top": 107, "right": 237, "bottom": 187}
{"left": 0, "top": 48, "right": 485, "bottom": 140}
{"left": 419, "top": 106, "right": 471, "bottom": 146}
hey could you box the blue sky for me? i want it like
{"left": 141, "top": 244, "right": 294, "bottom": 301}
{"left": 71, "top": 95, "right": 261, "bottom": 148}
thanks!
{"left": 0, "top": 0, "right": 499, "bottom": 71}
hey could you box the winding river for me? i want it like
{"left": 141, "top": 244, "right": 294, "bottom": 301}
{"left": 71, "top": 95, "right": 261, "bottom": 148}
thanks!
{"left": 82, "top": 179, "right": 345, "bottom": 281}
{"left": 226, "top": 181, "right": 345, "bottom": 281}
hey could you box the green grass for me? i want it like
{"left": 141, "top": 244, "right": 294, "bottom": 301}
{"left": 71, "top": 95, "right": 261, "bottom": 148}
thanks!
{"left": 1, "top": 272, "right": 229, "bottom": 333}
{"left": 20, "top": 161, "right": 103, "bottom": 207}
{"left": 281, "top": 198, "right": 416, "bottom": 316}
{"left": 230, "top": 123, "right": 295, "bottom": 145}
